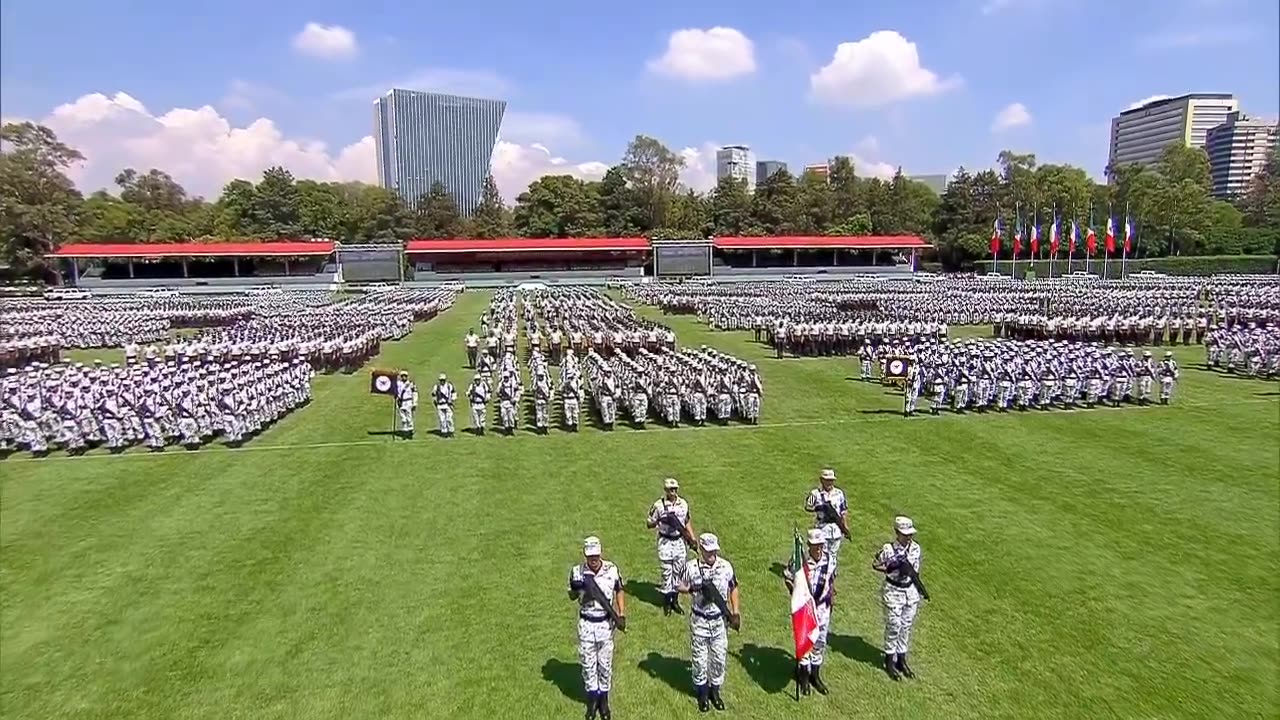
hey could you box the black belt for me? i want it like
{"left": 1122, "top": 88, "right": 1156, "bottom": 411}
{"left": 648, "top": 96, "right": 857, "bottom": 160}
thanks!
{"left": 579, "top": 614, "right": 610, "bottom": 623}
{"left": 884, "top": 577, "right": 913, "bottom": 589}
{"left": 658, "top": 533, "right": 682, "bottom": 540}
{"left": 692, "top": 609, "right": 722, "bottom": 620}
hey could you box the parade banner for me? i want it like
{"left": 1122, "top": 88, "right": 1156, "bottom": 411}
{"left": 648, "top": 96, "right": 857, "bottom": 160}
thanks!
{"left": 882, "top": 356, "right": 912, "bottom": 388}
{"left": 370, "top": 369, "right": 400, "bottom": 396}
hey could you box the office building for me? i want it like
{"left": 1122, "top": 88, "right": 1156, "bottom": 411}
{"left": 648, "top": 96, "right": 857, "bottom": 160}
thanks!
{"left": 1206, "top": 111, "right": 1279, "bottom": 199}
{"left": 373, "top": 89, "right": 506, "bottom": 214}
{"left": 1107, "top": 93, "right": 1238, "bottom": 178}
{"left": 804, "top": 163, "right": 830, "bottom": 182}
{"left": 910, "top": 173, "right": 949, "bottom": 195}
{"left": 755, "top": 160, "right": 788, "bottom": 185}
{"left": 716, "top": 145, "right": 755, "bottom": 190}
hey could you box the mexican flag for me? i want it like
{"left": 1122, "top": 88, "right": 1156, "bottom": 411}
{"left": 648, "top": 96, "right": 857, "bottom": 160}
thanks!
{"left": 789, "top": 530, "right": 820, "bottom": 660}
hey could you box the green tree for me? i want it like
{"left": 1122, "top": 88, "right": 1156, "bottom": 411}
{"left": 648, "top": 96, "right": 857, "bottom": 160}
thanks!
{"left": 793, "top": 170, "right": 834, "bottom": 234}
{"left": 1156, "top": 144, "right": 1213, "bottom": 193}
{"left": 295, "top": 180, "right": 347, "bottom": 239}
{"left": 596, "top": 165, "right": 643, "bottom": 236}
{"left": 1241, "top": 146, "right": 1280, "bottom": 229}
{"left": 250, "top": 166, "right": 302, "bottom": 237}
{"left": 664, "top": 189, "right": 710, "bottom": 237}
{"left": 415, "top": 182, "right": 464, "bottom": 238}
{"left": 513, "top": 175, "right": 602, "bottom": 237}
{"left": 620, "top": 135, "right": 683, "bottom": 231}
{"left": 709, "top": 176, "right": 753, "bottom": 235}
{"left": 751, "top": 168, "right": 798, "bottom": 234}
{"left": 465, "top": 174, "right": 514, "bottom": 238}
{"left": 0, "top": 122, "right": 84, "bottom": 279}
{"left": 343, "top": 184, "right": 415, "bottom": 242}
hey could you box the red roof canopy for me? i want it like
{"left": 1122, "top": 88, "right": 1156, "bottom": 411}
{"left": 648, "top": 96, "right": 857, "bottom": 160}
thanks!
{"left": 51, "top": 241, "right": 337, "bottom": 258}
{"left": 714, "top": 235, "right": 929, "bottom": 250}
{"left": 407, "top": 237, "right": 649, "bottom": 254}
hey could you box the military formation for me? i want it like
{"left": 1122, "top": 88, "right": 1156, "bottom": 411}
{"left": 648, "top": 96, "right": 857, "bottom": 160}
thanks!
{"left": 569, "top": 469, "right": 925, "bottom": 718}
{"left": 895, "top": 338, "right": 1182, "bottom": 416}
{"left": 1, "top": 288, "right": 458, "bottom": 455}
{"left": 1204, "top": 324, "right": 1280, "bottom": 379}
{"left": 426, "top": 289, "right": 762, "bottom": 436}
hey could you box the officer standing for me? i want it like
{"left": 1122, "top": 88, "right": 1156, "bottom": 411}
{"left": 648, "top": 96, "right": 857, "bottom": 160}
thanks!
{"left": 464, "top": 328, "right": 479, "bottom": 369}
{"left": 679, "top": 533, "right": 739, "bottom": 713}
{"left": 395, "top": 370, "right": 417, "bottom": 439}
{"left": 433, "top": 373, "right": 457, "bottom": 437}
{"left": 645, "top": 477, "right": 695, "bottom": 616}
{"left": 872, "top": 516, "right": 924, "bottom": 681}
{"left": 804, "top": 468, "right": 849, "bottom": 568}
{"left": 785, "top": 529, "right": 836, "bottom": 696}
{"left": 568, "top": 536, "right": 627, "bottom": 720}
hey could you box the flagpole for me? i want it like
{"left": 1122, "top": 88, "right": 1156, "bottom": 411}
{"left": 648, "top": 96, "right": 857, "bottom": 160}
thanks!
{"left": 1086, "top": 201, "right": 1093, "bottom": 275}
{"left": 1014, "top": 201, "right": 1021, "bottom": 279}
{"left": 1104, "top": 202, "right": 1112, "bottom": 280}
{"left": 1122, "top": 201, "right": 1130, "bottom": 279}
{"left": 1050, "top": 203, "right": 1056, "bottom": 280}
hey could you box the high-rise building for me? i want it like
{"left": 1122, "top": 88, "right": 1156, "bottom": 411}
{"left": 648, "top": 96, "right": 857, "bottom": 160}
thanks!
{"left": 804, "top": 163, "right": 831, "bottom": 182}
{"left": 909, "top": 174, "right": 950, "bottom": 195}
{"left": 755, "top": 160, "right": 788, "bottom": 185}
{"left": 716, "top": 145, "right": 755, "bottom": 190}
{"left": 373, "top": 89, "right": 506, "bottom": 214}
{"left": 1206, "top": 111, "right": 1279, "bottom": 199}
{"left": 1108, "top": 93, "right": 1238, "bottom": 179}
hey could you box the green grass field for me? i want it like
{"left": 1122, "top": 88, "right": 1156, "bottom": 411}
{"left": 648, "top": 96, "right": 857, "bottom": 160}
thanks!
{"left": 3, "top": 291, "right": 1278, "bottom": 720}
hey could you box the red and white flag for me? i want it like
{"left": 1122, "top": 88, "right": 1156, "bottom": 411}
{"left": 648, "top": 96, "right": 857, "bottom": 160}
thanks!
{"left": 1123, "top": 216, "right": 1133, "bottom": 255}
{"left": 1085, "top": 226, "right": 1097, "bottom": 255}
{"left": 1104, "top": 216, "right": 1116, "bottom": 255}
{"left": 1048, "top": 218, "right": 1060, "bottom": 256}
{"left": 1069, "top": 220, "right": 1078, "bottom": 256}
{"left": 789, "top": 531, "right": 820, "bottom": 660}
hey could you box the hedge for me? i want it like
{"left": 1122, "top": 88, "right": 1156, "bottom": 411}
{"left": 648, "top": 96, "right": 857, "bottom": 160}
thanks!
{"left": 975, "top": 255, "right": 1279, "bottom": 278}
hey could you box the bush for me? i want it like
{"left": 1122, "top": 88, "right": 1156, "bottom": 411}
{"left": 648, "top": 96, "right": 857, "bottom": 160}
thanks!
{"left": 976, "top": 255, "right": 1278, "bottom": 277}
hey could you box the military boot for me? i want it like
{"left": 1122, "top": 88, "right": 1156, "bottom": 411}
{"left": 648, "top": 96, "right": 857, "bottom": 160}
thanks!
{"left": 598, "top": 691, "right": 612, "bottom": 720}
{"left": 896, "top": 653, "right": 916, "bottom": 679}
{"left": 709, "top": 685, "right": 725, "bottom": 711}
{"left": 883, "top": 653, "right": 901, "bottom": 681}
{"left": 809, "top": 665, "right": 828, "bottom": 695}
{"left": 796, "top": 664, "right": 810, "bottom": 696}
{"left": 696, "top": 684, "right": 709, "bottom": 713}
{"left": 584, "top": 691, "right": 598, "bottom": 720}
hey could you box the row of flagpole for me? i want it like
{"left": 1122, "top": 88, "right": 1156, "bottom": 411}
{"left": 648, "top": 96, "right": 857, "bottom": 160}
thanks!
{"left": 989, "top": 202, "right": 1136, "bottom": 279}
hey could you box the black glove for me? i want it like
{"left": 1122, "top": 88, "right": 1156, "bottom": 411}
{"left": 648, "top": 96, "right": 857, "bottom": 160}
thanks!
{"left": 615, "top": 616, "right": 626, "bottom": 631}
{"left": 569, "top": 579, "right": 585, "bottom": 592}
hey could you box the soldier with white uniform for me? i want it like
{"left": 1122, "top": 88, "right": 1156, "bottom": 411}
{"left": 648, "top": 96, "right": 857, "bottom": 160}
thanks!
{"left": 804, "top": 468, "right": 849, "bottom": 569}
{"left": 562, "top": 373, "right": 583, "bottom": 431}
{"left": 784, "top": 529, "right": 836, "bottom": 696}
{"left": 679, "top": 533, "right": 740, "bottom": 713}
{"left": 467, "top": 375, "right": 488, "bottom": 435}
{"left": 1159, "top": 351, "right": 1180, "bottom": 404}
{"left": 395, "top": 371, "right": 418, "bottom": 439}
{"left": 568, "top": 536, "right": 627, "bottom": 720}
{"left": 645, "top": 478, "right": 695, "bottom": 616}
{"left": 872, "top": 516, "right": 925, "bottom": 681}
{"left": 464, "top": 328, "right": 479, "bottom": 369}
{"left": 433, "top": 373, "right": 456, "bottom": 437}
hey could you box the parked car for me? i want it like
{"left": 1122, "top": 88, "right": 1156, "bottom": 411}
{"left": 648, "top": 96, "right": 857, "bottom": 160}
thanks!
{"left": 43, "top": 288, "right": 93, "bottom": 300}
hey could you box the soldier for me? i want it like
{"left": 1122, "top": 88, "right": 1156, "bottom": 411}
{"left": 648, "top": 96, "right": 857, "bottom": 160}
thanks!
{"left": 498, "top": 371, "right": 519, "bottom": 435}
{"left": 804, "top": 468, "right": 849, "bottom": 568}
{"left": 646, "top": 477, "right": 695, "bottom": 616}
{"left": 1159, "top": 351, "right": 1180, "bottom": 405}
{"left": 464, "top": 328, "right": 479, "bottom": 369}
{"left": 562, "top": 373, "right": 583, "bottom": 432}
{"left": 872, "top": 516, "right": 925, "bottom": 681}
{"left": 678, "top": 533, "right": 739, "bottom": 713}
{"left": 433, "top": 373, "right": 456, "bottom": 437}
{"left": 784, "top": 529, "right": 836, "bottom": 696}
{"left": 533, "top": 370, "right": 552, "bottom": 434}
{"left": 467, "top": 374, "right": 489, "bottom": 435}
{"left": 395, "top": 370, "right": 418, "bottom": 439}
{"left": 903, "top": 361, "right": 921, "bottom": 417}
{"left": 568, "top": 536, "right": 626, "bottom": 720}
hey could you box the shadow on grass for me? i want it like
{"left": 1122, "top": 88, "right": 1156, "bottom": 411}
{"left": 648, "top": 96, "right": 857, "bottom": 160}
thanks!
{"left": 827, "top": 632, "right": 883, "bottom": 668}
{"left": 734, "top": 643, "right": 794, "bottom": 694}
{"left": 637, "top": 652, "right": 692, "bottom": 696}
{"left": 540, "top": 658, "right": 581, "bottom": 701}
{"left": 365, "top": 430, "right": 399, "bottom": 437}
{"left": 858, "top": 409, "right": 902, "bottom": 416}
{"left": 1254, "top": 390, "right": 1279, "bottom": 397}
{"left": 767, "top": 562, "right": 788, "bottom": 580}
{"left": 626, "top": 580, "right": 667, "bottom": 611}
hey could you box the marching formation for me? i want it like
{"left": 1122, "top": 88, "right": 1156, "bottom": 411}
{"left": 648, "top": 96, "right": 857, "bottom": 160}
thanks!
{"left": 420, "top": 289, "right": 763, "bottom": 436}
{"left": 1, "top": 288, "right": 458, "bottom": 455}
{"left": 1204, "top": 324, "right": 1280, "bottom": 379}
{"left": 898, "top": 338, "right": 1182, "bottom": 416}
{"left": 569, "top": 469, "right": 926, "bottom": 718}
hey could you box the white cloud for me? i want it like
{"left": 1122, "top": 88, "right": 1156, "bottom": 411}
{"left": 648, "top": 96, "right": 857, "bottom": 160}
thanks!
{"left": 41, "top": 92, "right": 375, "bottom": 197}
{"left": 331, "top": 68, "right": 510, "bottom": 102}
{"left": 1138, "top": 26, "right": 1251, "bottom": 51}
{"left": 847, "top": 153, "right": 896, "bottom": 180}
{"left": 219, "top": 79, "right": 288, "bottom": 114}
{"left": 1126, "top": 94, "right": 1173, "bottom": 110}
{"left": 853, "top": 135, "right": 880, "bottom": 155}
{"left": 992, "top": 102, "right": 1032, "bottom": 132}
{"left": 810, "top": 31, "right": 960, "bottom": 108}
{"left": 490, "top": 140, "right": 607, "bottom": 201}
{"left": 647, "top": 27, "right": 756, "bottom": 81}
{"left": 677, "top": 142, "right": 722, "bottom": 192}
{"left": 291, "top": 22, "right": 358, "bottom": 60}
{"left": 500, "top": 112, "right": 585, "bottom": 148}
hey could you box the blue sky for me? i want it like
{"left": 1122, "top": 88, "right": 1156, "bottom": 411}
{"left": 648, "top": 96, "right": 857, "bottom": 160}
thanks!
{"left": 2, "top": 0, "right": 1276, "bottom": 199}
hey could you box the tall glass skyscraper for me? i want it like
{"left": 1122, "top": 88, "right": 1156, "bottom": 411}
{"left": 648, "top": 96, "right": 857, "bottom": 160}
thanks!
{"left": 373, "top": 89, "right": 506, "bottom": 214}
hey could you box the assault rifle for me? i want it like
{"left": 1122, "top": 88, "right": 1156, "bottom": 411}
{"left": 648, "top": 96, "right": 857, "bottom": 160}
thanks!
{"left": 700, "top": 577, "right": 740, "bottom": 631}
{"left": 659, "top": 512, "right": 697, "bottom": 546}
{"left": 886, "top": 559, "right": 931, "bottom": 601}
{"left": 581, "top": 571, "right": 626, "bottom": 631}
{"left": 815, "top": 501, "right": 852, "bottom": 540}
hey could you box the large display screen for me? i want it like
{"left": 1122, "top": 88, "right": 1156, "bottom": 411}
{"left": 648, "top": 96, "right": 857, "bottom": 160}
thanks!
{"left": 655, "top": 245, "right": 711, "bottom": 276}
{"left": 339, "top": 248, "right": 401, "bottom": 282}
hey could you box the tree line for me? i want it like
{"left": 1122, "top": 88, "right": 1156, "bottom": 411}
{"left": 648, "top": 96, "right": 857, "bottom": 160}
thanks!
{"left": 2, "top": 121, "right": 1277, "bottom": 279}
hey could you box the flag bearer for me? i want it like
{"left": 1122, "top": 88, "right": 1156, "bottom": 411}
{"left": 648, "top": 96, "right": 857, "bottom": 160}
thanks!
{"left": 395, "top": 371, "right": 418, "bottom": 439}
{"left": 784, "top": 529, "right": 836, "bottom": 696}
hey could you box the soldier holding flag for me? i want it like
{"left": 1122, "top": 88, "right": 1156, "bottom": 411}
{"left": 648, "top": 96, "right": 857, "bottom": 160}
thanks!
{"left": 784, "top": 529, "right": 835, "bottom": 696}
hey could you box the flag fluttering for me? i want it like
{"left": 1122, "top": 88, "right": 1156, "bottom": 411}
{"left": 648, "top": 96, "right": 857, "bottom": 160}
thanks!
{"left": 1104, "top": 216, "right": 1116, "bottom": 255}
{"left": 789, "top": 530, "right": 820, "bottom": 661}
{"left": 1085, "top": 226, "right": 1098, "bottom": 256}
{"left": 989, "top": 218, "right": 1002, "bottom": 256}
{"left": 1049, "top": 218, "right": 1060, "bottom": 256}
{"left": 1069, "top": 219, "right": 1078, "bottom": 255}
{"left": 1030, "top": 222, "right": 1040, "bottom": 256}
{"left": 1123, "top": 216, "right": 1133, "bottom": 255}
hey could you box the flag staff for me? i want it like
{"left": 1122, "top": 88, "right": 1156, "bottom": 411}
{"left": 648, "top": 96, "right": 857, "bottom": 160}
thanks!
{"left": 1086, "top": 201, "right": 1094, "bottom": 275}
